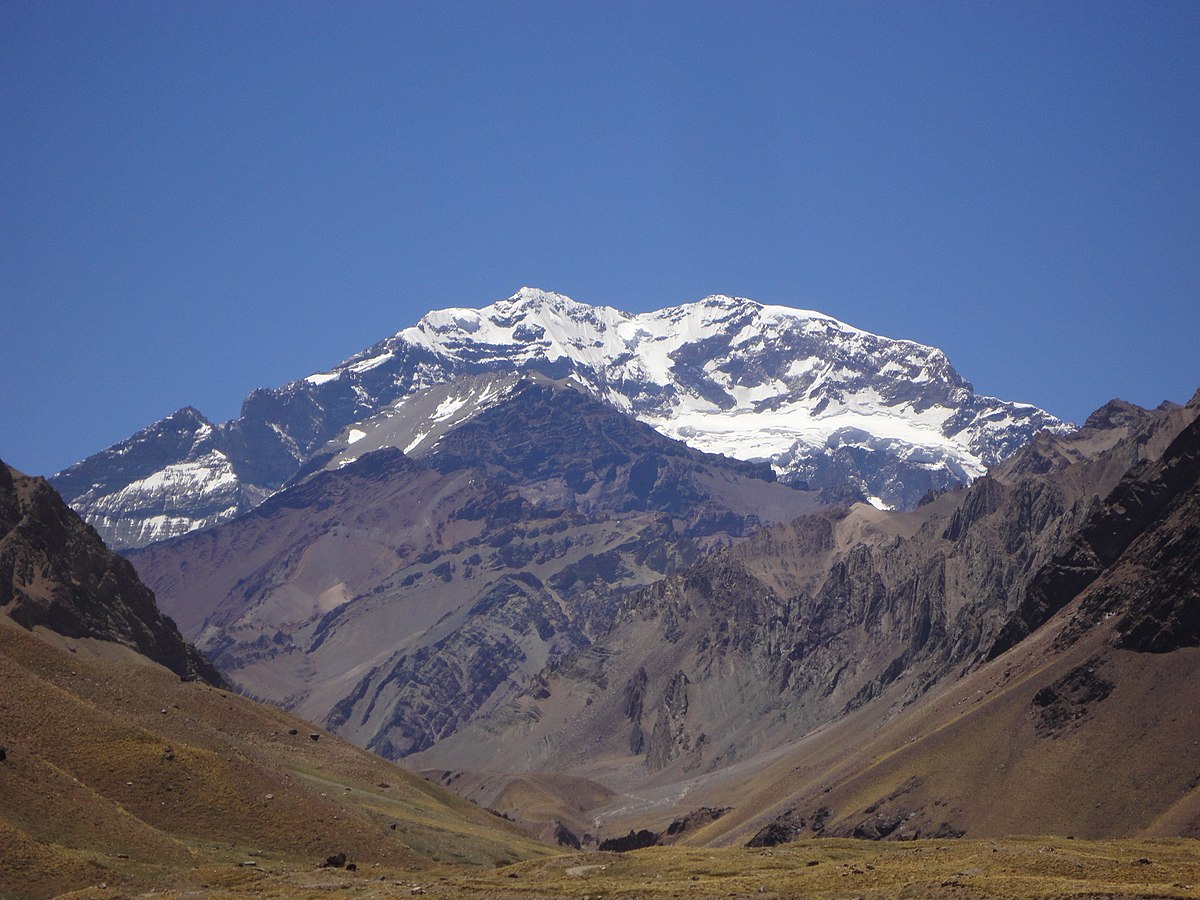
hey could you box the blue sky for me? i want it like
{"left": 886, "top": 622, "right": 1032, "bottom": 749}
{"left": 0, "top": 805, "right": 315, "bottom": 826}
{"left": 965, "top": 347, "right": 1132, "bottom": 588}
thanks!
{"left": 3, "top": 1, "right": 1197, "bottom": 476}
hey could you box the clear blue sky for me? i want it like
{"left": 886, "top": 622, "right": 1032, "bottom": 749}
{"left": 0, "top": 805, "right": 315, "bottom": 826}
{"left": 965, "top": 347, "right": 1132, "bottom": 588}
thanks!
{"left": 3, "top": 1, "right": 1197, "bottom": 477}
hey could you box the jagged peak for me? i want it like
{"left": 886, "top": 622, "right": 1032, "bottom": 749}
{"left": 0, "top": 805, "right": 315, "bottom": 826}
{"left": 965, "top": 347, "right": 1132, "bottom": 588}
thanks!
{"left": 508, "top": 285, "right": 569, "bottom": 305}
{"left": 1082, "top": 398, "right": 1151, "bottom": 432}
{"left": 166, "top": 405, "right": 211, "bottom": 426}
{"left": 489, "top": 286, "right": 591, "bottom": 317}
{"left": 696, "top": 293, "right": 761, "bottom": 309}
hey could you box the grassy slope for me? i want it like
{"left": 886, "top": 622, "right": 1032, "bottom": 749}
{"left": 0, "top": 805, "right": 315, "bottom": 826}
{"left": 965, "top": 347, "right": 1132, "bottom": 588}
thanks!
{"left": 50, "top": 837, "right": 1200, "bottom": 898}
{"left": 0, "top": 618, "right": 551, "bottom": 900}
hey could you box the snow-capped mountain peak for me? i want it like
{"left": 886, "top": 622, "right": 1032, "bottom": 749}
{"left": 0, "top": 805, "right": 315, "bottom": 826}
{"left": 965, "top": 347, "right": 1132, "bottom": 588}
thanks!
{"left": 54, "top": 288, "right": 1071, "bottom": 547}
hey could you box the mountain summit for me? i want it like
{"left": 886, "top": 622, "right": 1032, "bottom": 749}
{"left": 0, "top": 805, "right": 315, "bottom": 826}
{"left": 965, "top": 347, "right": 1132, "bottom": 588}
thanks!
{"left": 54, "top": 288, "right": 1067, "bottom": 548}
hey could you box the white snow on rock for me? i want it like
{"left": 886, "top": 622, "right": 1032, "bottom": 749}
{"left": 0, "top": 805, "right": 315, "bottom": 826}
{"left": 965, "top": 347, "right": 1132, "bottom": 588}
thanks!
{"left": 300, "top": 287, "right": 1067, "bottom": 506}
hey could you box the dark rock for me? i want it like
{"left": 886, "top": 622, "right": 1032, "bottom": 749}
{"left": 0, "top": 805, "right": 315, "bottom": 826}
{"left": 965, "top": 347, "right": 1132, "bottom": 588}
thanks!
{"left": 645, "top": 670, "right": 690, "bottom": 769}
{"left": 664, "top": 806, "right": 731, "bottom": 839}
{"left": 553, "top": 822, "right": 582, "bottom": 849}
{"left": 318, "top": 853, "right": 347, "bottom": 868}
{"left": 309, "top": 733, "right": 320, "bottom": 741}
{"left": 598, "top": 829, "right": 659, "bottom": 852}
{"left": 995, "top": 413, "right": 1200, "bottom": 658}
{"left": 747, "top": 810, "right": 807, "bottom": 848}
{"left": 851, "top": 811, "right": 909, "bottom": 840}
{"left": 1033, "top": 659, "right": 1115, "bottom": 737}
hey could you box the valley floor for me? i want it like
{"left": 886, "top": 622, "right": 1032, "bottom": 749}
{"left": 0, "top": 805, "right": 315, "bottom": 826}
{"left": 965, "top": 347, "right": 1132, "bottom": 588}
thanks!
{"left": 42, "top": 836, "right": 1200, "bottom": 899}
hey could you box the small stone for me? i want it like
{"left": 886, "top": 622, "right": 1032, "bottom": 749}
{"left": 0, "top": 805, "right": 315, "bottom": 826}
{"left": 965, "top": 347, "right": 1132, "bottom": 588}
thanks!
{"left": 309, "top": 733, "right": 320, "bottom": 741}
{"left": 264, "top": 793, "right": 274, "bottom": 800}
{"left": 288, "top": 728, "right": 298, "bottom": 736}
{"left": 345, "top": 862, "right": 357, "bottom": 872}
{"left": 239, "top": 861, "right": 257, "bottom": 867}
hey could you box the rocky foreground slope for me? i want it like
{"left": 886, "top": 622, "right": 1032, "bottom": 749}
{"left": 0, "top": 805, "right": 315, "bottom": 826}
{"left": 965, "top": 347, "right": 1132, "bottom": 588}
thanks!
{"left": 53, "top": 287, "right": 1067, "bottom": 548}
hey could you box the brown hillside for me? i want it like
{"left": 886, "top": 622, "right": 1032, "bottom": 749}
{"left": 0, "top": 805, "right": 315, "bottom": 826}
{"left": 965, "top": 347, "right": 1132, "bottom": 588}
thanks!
{"left": 0, "top": 616, "right": 549, "bottom": 899}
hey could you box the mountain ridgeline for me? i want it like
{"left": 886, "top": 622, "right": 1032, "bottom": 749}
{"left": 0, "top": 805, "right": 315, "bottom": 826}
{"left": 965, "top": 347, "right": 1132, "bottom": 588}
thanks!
{"left": 54, "top": 288, "right": 1067, "bottom": 549}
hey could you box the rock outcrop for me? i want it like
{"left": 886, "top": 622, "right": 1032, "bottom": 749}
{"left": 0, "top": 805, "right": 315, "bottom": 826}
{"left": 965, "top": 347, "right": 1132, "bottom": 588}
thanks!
{"left": 0, "top": 461, "right": 222, "bottom": 685}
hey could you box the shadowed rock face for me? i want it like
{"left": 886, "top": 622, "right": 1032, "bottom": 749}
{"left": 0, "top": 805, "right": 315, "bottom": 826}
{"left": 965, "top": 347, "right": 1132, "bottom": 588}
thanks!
{"left": 992, "top": 406, "right": 1200, "bottom": 659}
{"left": 0, "top": 462, "right": 222, "bottom": 686}
{"left": 1065, "top": 412, "right": 1200, "bottom": 654}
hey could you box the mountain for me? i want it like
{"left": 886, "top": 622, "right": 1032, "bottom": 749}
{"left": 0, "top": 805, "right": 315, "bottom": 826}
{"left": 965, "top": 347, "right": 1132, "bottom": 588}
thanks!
{"left": 405, "top": 390, "right": 1200, "bottom": 843}
{"left": 0, "top": 462, "right": 548, "bottom": 899}
{"left": 129, "top": 376, "right": 821, "bottom": 760}
{"left": 53, "top": 287, "right": 1067, "bottom": 548}
{"left": 4, "top": 441, "right": 1199, "bottom": 899}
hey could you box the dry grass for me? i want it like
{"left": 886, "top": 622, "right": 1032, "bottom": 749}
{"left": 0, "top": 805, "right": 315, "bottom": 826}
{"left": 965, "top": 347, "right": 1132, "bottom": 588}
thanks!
{"left": 0, "top": 619, "right": 551, "bottom": 900}
{"left": 42, "top": 836, "right": 1200, "bottom": 899}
